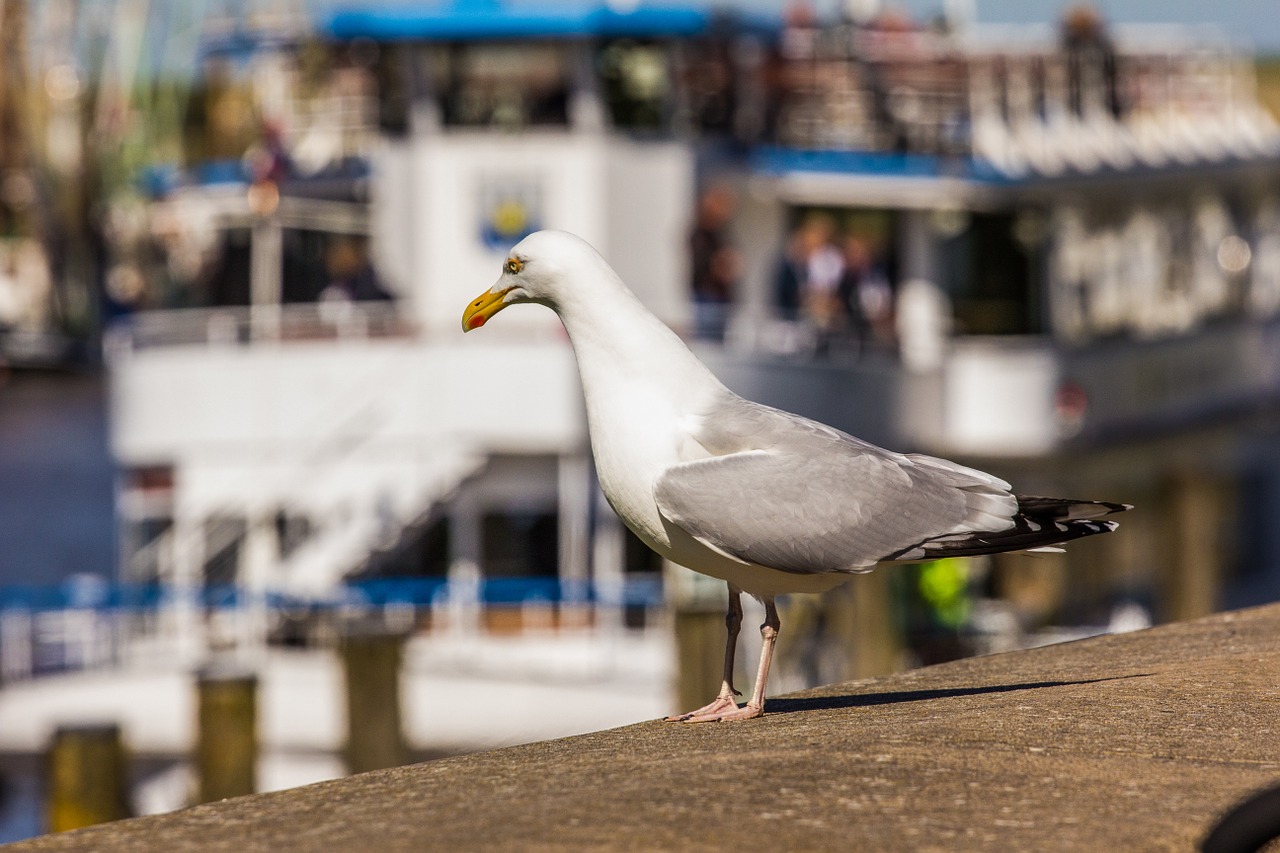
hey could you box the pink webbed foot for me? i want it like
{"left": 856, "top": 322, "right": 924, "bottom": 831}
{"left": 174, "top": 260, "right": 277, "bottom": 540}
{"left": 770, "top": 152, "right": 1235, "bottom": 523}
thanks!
{"left": 682, "top": 702, "right": 764, "bottom": 723}
{"left": 664, "top": 693, "right": 740, "bottom": 722}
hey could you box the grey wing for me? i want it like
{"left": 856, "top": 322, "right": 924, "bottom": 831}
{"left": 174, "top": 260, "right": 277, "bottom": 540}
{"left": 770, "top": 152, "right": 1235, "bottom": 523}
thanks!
{"left": 654, "top": 406, "right": 1017, "bottom": 574}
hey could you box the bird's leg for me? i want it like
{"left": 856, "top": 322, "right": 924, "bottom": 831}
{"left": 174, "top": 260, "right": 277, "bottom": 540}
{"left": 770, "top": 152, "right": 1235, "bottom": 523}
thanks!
{"left": 744, "top": 597, "right": 781, "bottom": 715}
{"left": 682, "top": 596, "right": 779, "bottom": 723}
{"left": 665, "top": 584, "right": 744, "bottom": 721}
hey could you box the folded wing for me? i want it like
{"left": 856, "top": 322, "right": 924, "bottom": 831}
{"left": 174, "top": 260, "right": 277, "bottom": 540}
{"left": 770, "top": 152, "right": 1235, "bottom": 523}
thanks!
{"left": 653, "top": 399, "right": 1021, "bottom": 574}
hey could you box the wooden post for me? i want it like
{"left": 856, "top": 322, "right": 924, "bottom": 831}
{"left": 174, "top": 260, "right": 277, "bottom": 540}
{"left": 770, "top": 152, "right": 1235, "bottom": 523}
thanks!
{"left": 46, "top": 724, "right": 130, "bottom": 832}
{"left": 993, "top": 549, "right": 1068, "bottom": 628}
{"left": 196, "top": 669, "right": 258, "bottom": 803}
{"left": 342, "top": 630, "right": 407, "bottom": 774}
{"left": 673, "top": 609, "right": 726, "bottom": 712}
{"left": 840, "top": 571, "right": 905, "bottom": 680}
{"left": 1163, "top": 471, "right": 1225, "bottom": 622}
{"left": 667, "top": 562, "right": 726, "bottom": 713}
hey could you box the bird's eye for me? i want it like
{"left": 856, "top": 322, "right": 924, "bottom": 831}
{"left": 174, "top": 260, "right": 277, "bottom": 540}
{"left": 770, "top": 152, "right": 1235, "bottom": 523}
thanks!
{"left": 505, "top": 258, "right": 523, "bottom": 275}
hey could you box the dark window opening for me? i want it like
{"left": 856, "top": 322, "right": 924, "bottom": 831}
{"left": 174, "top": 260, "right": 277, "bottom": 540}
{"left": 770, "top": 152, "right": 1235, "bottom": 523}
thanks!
{"left": 599, "top": 39, "right": 672, "bottom": 132}
{"left": 944, "top": 212, "right": 1041, "bottom": 335}
{"left": 202, "top": 228, "right": 252, "bottom": 307}
{"left": 415, "top": 516, "right": 451, "bottom": 577}
{"left": 440, "top": 43, "right": 571, "bottom": 129}
{"left": 482, "top": 511, "right": 559, "bottom": 578}
{"left": 373, "top": 42, "right": 413, "bottom": 136}
{"left": 624, "top": 527, "right": 662, "bottom": 574}
{"left": 282, "top": 231, "right": 392, "bottom": 304}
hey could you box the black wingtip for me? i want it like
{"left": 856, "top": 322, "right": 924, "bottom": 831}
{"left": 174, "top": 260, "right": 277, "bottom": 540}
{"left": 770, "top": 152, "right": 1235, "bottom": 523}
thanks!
{"left": 883, "top": 497, "right": 1129, "bottom": 562}
{"left": 1015, "top": 496, "right": 1133, "bottom": 521}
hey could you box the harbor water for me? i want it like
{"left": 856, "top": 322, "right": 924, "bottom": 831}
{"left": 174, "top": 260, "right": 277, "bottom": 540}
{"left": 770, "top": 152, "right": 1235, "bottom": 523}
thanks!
{"left": 0, "top": 371, "right": 116, "bottom": 589}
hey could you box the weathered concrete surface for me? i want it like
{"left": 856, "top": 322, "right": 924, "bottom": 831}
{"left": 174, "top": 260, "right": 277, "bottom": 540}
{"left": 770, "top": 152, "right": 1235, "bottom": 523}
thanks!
{"left": 8, "top": 604, "right": 1280, "bottom": 852}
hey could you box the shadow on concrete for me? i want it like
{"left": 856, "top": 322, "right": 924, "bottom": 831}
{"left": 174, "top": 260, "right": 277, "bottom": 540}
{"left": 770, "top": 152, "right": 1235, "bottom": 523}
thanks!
{"left": 768, "top": 674, "right": 1152, "bottom": 714}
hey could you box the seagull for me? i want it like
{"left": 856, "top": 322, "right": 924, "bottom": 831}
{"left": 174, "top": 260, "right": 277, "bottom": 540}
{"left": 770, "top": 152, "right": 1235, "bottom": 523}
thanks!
{"left": 462, "top": 230, "right": 1129, "bottom": 723}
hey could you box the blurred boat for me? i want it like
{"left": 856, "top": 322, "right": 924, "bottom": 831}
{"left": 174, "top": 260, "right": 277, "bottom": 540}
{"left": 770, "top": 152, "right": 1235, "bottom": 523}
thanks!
{"left": 7, "top": 0, "right": 1280, "bottom": 831}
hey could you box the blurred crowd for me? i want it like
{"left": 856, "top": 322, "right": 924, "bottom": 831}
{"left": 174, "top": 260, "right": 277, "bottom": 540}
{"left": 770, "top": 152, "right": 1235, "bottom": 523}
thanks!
{"left": 773, "top": 213, "right": 896, "bottom": 355}
{"left": 689, "top": 187, "right": 897, "bottom": 357}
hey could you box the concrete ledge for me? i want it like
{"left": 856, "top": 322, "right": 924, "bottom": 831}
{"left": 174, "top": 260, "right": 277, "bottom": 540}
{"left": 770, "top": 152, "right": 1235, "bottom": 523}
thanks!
{"left": 9, "top": 604, "right": 1280, "bottom": 852}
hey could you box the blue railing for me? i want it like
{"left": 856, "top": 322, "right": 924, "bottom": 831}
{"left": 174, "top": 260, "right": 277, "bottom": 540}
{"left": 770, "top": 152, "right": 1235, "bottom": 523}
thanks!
{"left": 749, "top": 145, "right": 1018, "bottom": 185}
{"left": 0, "top": 575, "right": 666, "bottom": 614}
{"left": 345, "top": 576, "right": 664, "bottom": 608}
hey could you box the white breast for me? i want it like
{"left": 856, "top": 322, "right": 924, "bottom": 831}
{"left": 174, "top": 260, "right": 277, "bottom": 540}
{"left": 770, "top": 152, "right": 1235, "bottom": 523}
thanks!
{"left": 584, "top": 377, "right": 688, "bottom": 550}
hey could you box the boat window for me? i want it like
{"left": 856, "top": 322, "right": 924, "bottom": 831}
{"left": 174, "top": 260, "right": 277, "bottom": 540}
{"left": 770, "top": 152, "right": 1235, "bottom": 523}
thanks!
{"left": 624, "top": 528, "right": 662, "bottom": 575}
{"left": 481, "top": 511, "right": 559, "bottom": 578}
{"left": 414, "top": 517, "right": 452, "bottom": 577}
{"left": 770, "top": 206, "right": 900, "bottom": 354}
{"left": 598, "top": 39, "right": 672, "bottom": 132}
{"left": 679, "top": 34, "right": 741, "bottom": 136}
{"left": 440, "top": 43, "right": 571, "bottom": 128}
{"left": 202, "top": 228, "right": 253, "bottom": 307}
{"left": 944, "top": 213, "right": 1042, "bottom": 336}
{"left": 371, "top": 42, "right": 413, "bottom": 136}
{"left": 281, "top": 231, "right": 392, "bottom": 304}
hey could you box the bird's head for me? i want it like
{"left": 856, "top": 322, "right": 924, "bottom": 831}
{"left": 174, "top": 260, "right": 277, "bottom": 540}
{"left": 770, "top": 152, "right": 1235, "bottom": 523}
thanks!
{"left": 462, "top": 230, "right": 600, "bottom": 332}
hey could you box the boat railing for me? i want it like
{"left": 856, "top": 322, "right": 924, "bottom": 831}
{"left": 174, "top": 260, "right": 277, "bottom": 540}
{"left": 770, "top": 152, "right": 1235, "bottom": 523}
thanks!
{"left": 107, "top": 302, "right": 412, "bottom": 353}
{"left": 0, "top": 575, "right": 666, "bottom": 684}
{"left": 767, "top": 18, "right": 1277, "bottom": 171}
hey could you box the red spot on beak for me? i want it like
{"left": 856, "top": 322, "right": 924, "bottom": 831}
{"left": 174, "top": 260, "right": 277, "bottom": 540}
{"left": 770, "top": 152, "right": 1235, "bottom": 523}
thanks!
{"left": 468, "top": 314, "right": 487, "bottom": 330}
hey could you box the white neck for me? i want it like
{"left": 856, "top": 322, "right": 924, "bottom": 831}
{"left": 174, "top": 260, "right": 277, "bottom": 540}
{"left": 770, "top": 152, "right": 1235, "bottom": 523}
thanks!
{"left": 552, "top": 266, "right": 726, "bottom": 415}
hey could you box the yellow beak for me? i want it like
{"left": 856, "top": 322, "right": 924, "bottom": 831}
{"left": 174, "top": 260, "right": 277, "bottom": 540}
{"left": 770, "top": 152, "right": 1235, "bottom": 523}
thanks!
{"left": 462, "top": 287, "right": 511, "bottom": 332}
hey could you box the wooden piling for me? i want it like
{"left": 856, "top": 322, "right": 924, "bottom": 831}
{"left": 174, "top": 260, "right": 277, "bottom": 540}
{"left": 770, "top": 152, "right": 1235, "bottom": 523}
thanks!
{"left": 841, "top": 571, "right": 906, "bottom": 680}
{"left": 667, "top": 562, "right": 728, "bottom": 713}
{"left": 1164, "top": 471, "right": 1226, "bottom": 622}
{"left": 673, "top": 609, "right": 726, "bottom": 712}
{"left": 46, "top": 724, "right": 130, "bottom": 832}
{"left": 341, "top": 630, "right": 407, "bottom": 774}
{"left": 196, "top": 669, "right": 258, "bottom": 803}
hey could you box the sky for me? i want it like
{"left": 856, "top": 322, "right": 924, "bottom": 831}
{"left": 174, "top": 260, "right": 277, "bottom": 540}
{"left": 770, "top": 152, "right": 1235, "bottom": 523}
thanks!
{"left": 744, "top": 0, "right": 1280, "bottom": 52}
{"left": 955, "top": 0, "right": 1280, "bottom": 51}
